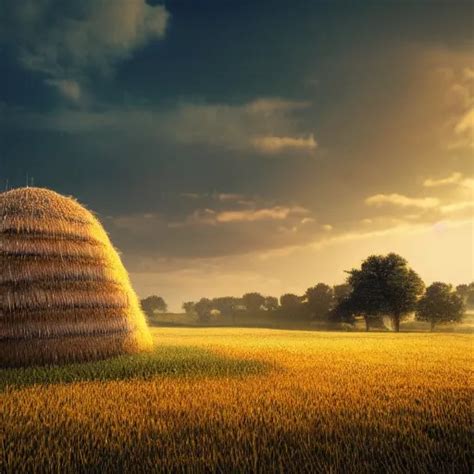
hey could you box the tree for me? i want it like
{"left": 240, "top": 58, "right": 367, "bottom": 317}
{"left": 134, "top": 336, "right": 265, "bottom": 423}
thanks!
{"left": 329, "top": 284, "right": 356, "bottom": 326}
{"left": 333, "top": 283, "right": 351, "bottom": 301}
{"left": 305, "top": 283, "right": 334, "bottom": 321}
{"left": 182, "top": 301, "right": 196, "bottom": 316}
{"left": 345, "top": 266, "right": 383, "bottom": 332}
{"left": 141, "top": 295, "right": 168, "bottom": 318}
{"left": 347, "top": 253, "right": 424, "bottom": 332}
{"left": 212, "top": 296, "right": 242, "bottom": 324}
{"left": 456, "top": 282, "right": 474, "bottom": 308}
{"left": 279, "top": 293, "right": 305, "bottom": 320}
{"left": 280, "top": 293, "right": 301, "bottom": 309}
{"left": 242, "top": 292, "right": 265, "bottom": 313}
{"left": 263, "top": 296, "right": 279, "bottom": 311}
{"left": 417, "top": 282, "right": 465, "bottom": 331}
{"left": 194, "top": 298, "right": 213, "bottom": 324}
{"left": 329, "top": 293, "right": 357, "bottom": 326}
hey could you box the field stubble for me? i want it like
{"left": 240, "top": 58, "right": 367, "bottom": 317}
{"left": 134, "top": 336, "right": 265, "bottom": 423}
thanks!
{"left": 1, "top": 328, "right": 472, "bottom": 473}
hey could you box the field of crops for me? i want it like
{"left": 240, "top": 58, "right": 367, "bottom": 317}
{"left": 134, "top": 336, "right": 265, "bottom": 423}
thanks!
{"left": 1, "top": 328, "right": 472, "bottom": 473}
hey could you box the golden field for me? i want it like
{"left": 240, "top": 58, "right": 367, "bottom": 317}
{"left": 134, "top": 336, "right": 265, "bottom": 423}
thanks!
{"left": 1, "top": 328, "right": 472, "bottom": 473}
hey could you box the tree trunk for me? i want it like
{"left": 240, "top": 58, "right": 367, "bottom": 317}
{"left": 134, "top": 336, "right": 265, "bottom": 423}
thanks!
{"left": 430, "top": 320, "right": 435, "bottom": 332}
{"left": 364, "top": 316, "right": 370, "bottom": 332}
{"left": 393, "top": 316, "right": 400, "bottom": 332}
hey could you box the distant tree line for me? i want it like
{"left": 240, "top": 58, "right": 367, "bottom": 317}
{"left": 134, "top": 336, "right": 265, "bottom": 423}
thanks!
{"left": 142, "top": 253, "right": 472, "bottom": 332}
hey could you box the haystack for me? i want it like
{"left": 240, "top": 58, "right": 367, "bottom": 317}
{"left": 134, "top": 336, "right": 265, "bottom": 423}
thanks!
{"left": 0, "top": 187, "right": 153, "bottom": 367}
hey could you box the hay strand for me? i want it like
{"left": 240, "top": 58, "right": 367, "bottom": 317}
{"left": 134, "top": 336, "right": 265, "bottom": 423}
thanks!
{"left": 0, "top": 187, "right": 152, "bottom": 367}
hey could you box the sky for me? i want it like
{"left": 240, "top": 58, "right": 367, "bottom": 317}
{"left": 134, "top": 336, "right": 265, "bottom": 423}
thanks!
{"left": 1, "top": 0, "right": 473, "bottom": 310}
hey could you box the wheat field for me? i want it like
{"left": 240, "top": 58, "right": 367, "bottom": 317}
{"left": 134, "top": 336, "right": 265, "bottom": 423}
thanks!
{"left": 1, "top": 328, "right": 472, "bottom": 473}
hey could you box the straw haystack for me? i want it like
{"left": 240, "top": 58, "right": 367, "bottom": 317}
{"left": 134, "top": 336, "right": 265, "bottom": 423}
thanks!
{"left": 0, "top": 187, "right": 153, "bottom": 367}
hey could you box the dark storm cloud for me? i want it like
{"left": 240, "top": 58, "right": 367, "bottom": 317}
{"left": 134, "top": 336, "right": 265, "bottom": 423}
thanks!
{"left": 1, "top": 1, "right": 168, "bottom": 94}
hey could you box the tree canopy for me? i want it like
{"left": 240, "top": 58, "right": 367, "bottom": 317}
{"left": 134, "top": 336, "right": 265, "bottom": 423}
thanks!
{"left": 194, "top": 298, "right": 213, "bottom": 323}
{"left": 305, "top": 283, "right": 334, "bottom": 321}
{"left": 417, "top": 282, "right": 465, "bottom": 330}
{"left": 346, "top": 253, "right": 424, "bottom": 331}
{"left": 242, "top": 292, "right": 265, "bottom": 313}
{"left": 456, "top": 282, "right": 474, "bottom": 308}
{"left": 141, "top": 295, "right": 168, "bottom": 317}
{"left": 182, "top": 301, "right": 195, "bottom": 315}
{"left": 263, "top": 296, "right": 279, "bottom": 311}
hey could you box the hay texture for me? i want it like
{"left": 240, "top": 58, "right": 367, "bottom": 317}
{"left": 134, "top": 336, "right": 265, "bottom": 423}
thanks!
{"left": 0, "top": 187, "right": 152, "bottom": 367}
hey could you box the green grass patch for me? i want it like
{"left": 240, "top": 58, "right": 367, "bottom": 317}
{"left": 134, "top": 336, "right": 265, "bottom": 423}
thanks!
{"left": 0, "top": 345, "right": 270, "bottom": 391}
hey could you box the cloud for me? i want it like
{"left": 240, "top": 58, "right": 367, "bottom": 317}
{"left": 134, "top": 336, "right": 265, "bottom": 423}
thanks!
{"left": 246, "top": 98, "right": 311, "bottom": 114}
{"left": 365, "top": 193, "right": 440, "bottom": 209}
{"left": 461, "top": 178, "right": 474, "bottom": 191}
{"left": 103, "top": 201, "right": 320, "bottom": 263}
{"left": 9, "top": 97, "right": 317, "bottom": 157}
{"left": 252, "top": 134, "right": 317, "bottom": 154}
{"left": 423, "top": 172, "right": 462, "bottom": 187}
{"left": 216, "top": 193, "right": 246, "bottom": 202}
{"left": 215, "top": 206, "right": 308, "bottom": 223}
{"left": 161, "top": 99, "right": 315, "bottom": 155}
{"left": 440, "top": 201, "right": 474, "bottom": 215}
{"left": 176, "top": 205, "right": 309, "bottom": 225}
{"left": 45, "top": 79, "right": 81, "bottom": 102}
{"left": 422, "top": 173, "right": 473, "bottom": 203}
{"left": 2, "top": 0, "right": 169, "bottom": 87}
{"left": 454, "top": 107, "right": 474, "bottom": 148}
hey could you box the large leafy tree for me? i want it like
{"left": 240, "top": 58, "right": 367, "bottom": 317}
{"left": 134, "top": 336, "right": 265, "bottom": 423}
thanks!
{"left": 329, "top": 293, "right": 357, "bottom": 326}
{"left": 347, "top": 253, "right": 424, "bottom": 332}
{"left": 333, "top": 283, "right": 351, "bottom": 302}
{"left": 194, "top": 298, "right": 213, "bottom": 324}
{"left": 305, "top": 283, "right": 334, "bottom": 321}
{"left": 417, "top": 282, "right": 465, "bottom": 331}
{"left": 141, "top": 295, "right": 168, "bottom": 317}
{"left": 329, "top": 284, "right": 356, "bottom": 326}
{"left": 242, "top": 292, "right": 265, "bottom": 313}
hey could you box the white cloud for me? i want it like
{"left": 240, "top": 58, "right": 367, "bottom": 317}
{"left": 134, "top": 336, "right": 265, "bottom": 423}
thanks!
{"left": 252, "top": 134, "right": 317, "bottom": 154}
{"left": 423, "top": 172, "right": 462, "bottom": 187}
{"left": 215, "top": 206, "right": 308, "bottom": 223}
{"left": 365, "top": 193, "right": 440, "bottom": 209}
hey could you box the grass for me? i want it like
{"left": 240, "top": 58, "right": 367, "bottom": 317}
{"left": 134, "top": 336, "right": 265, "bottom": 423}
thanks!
{"left": 1, "top": 327, "right": 472, "bottom": 473}
{"left": 0, "top": 345, "right": 270, "bottom": 391}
